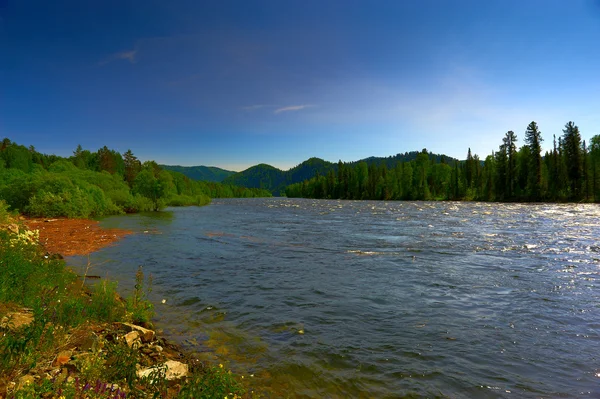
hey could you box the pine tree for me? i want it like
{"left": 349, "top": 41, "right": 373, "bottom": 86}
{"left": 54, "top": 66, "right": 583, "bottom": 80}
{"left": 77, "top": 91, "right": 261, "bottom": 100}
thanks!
{"left": 524, "top": 121, "right": 543, "bottom": 200}
{"left": 562, "top": 121, "right": 583, "bottom": 200}
{"left": 123, "top": 149, "right": 142, "bottom": 187}
{"left": 590, "top": 135, "right": 600, "bottom": 201}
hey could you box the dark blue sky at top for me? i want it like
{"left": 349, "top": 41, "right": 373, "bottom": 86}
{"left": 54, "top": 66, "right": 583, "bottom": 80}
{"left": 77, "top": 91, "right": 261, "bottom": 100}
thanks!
{"left": 1, "top": 0, "right": 599, "bottom": 170}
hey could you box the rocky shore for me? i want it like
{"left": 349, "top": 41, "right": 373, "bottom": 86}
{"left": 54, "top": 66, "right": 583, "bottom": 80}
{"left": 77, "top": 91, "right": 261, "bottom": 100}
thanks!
{"left": 0, "top": 216, "right": 248, "bottom": 399}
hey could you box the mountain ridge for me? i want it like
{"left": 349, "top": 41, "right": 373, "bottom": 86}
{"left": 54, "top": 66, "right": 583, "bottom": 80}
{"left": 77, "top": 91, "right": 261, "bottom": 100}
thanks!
{"left": 159, "top": 164, "right": 235, "bottom": 182}
{"left": 222, "top": 151, "right": 460, "bottom": 195}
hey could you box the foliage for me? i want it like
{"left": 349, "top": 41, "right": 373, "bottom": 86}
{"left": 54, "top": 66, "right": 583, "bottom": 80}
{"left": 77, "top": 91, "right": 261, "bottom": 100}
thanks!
{"left": 126, "top": 266, "right": 154, "bottom": 324}
{"left": 0, "top": 139, "right": 270, "bottom": 218}
{"left": 178, "top": 363, "right": 245, "bottom": 399}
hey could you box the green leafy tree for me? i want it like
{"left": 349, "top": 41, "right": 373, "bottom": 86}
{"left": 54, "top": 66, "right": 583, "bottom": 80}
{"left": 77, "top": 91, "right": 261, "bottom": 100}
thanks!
{"left": 133, "top": 162, "right": 175, "bottom": 211}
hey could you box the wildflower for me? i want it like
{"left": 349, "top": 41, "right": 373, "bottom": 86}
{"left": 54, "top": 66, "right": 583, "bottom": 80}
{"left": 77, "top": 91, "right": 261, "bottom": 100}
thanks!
{"left": 219, "top": 363, "right": 223, "bottom": 368}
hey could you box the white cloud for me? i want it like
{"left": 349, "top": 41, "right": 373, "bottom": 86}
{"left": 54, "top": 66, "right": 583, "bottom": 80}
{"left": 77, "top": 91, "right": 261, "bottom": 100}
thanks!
{"left": 274, "top": 104, "right": 312, "bottom": 114}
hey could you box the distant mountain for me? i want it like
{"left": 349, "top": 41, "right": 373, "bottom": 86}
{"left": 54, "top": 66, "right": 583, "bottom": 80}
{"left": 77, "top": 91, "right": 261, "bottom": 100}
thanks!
{"left": 222, "top": 158, "right": 336, "bottom": 196}
{"left": 160, "top": 165, "right": 235, "bottom": 182}
{"left": 222, "top": 151, "right": 459, "bottom": 195}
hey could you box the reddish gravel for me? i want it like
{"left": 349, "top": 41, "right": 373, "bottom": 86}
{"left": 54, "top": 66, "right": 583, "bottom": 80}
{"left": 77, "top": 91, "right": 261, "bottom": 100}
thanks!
{"left": 24, "top": 218, "right": 133, "bottom": 256}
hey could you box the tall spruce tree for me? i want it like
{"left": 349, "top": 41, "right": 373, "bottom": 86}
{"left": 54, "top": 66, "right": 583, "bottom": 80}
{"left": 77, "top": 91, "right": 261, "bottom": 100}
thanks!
{"left": 524, "top": 121, "right": 543, "bottom": 200}
{"left": 590, "top": 135, "right": 600, "bottom": 201}
{"left": 562, "top": 121, "right": 583, "bottom": 200}
{"left": 503, "top": 131, "right": 518, "bottom": 199}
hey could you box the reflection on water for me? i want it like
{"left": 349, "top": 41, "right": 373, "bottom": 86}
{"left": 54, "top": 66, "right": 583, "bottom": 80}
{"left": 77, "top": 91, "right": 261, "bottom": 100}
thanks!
{"left": 69, "top": 199, "right": 600, "bottom": 398}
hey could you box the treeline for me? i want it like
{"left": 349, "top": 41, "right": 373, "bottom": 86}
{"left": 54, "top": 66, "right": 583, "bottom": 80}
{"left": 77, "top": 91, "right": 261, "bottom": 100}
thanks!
{"left": 0, "top": 139, "right": 271, "bottom": 218}
{"left": 286, "top": 121, "right": 600, "bottom": 202}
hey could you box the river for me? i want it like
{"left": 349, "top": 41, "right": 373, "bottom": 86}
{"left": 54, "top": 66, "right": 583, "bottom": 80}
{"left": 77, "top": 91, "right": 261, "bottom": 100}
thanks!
{"left": 68, "top": 198, "right": 600, "bottom": 398}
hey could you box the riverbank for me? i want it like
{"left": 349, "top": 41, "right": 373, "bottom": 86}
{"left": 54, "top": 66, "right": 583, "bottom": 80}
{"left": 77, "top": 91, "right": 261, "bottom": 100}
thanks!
{"left": 23, "top": 217, "right": 133, "bottom": 257}
{"left": 0, "top": 211, "right": 251, "bottom": 399}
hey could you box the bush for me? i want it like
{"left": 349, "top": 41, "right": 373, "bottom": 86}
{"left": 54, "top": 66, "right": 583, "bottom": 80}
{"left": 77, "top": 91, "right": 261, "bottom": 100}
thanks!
{"left": 166, "top": 194, "right": 211, "bottom": 207}
{"left": 123, "top": 194, "right": 155, "bottom": 213}
{"left": 0, "top": 200, "right": 11, "bottom": 224}
{"left": 126, "top": 266, "right": 154, "bottom": 324}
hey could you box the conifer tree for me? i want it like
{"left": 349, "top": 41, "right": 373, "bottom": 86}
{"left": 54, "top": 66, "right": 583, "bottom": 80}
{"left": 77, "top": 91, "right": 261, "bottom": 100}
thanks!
{"left": 524, "top": 121, "right": 543, "bottom": 200}
{"left": 562, "top": 121, "right": 583, "bottom": 200}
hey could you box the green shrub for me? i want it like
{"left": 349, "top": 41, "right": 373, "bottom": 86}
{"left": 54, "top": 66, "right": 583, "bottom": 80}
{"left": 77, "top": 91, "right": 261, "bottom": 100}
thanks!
{"left": 126, "top": 266, "right": 154, "bottom": 324}
{"left": 178, "top": 364, "right": 246, "bottom": 399}
{"left": 0, "top": 199, "right": 11, "bottom": 224}
{"left": 89, "top": 280, "right": 126, "bottom": 322}
{"left": 123, "top": 193, "right": 155, "bottom": 213}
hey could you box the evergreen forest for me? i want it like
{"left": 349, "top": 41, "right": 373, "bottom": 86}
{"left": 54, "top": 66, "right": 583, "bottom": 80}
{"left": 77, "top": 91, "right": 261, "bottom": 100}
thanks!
{"left": 285, "top": 122, "right": 600, "bottom": 202}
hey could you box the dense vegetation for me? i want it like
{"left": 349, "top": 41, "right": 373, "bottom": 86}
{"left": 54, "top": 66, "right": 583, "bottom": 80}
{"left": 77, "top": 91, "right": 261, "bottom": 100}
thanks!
{"left": 286, "top": 121, "right": 600, "bottom": 202}
{"left": 222, "top": 153, "right": 457, "bottom": 196}
{"left": 159, "top": 164, "right": 235, "bottom": 183}
{"left": 0, "top": 139, "right": 271, "bottom": 218}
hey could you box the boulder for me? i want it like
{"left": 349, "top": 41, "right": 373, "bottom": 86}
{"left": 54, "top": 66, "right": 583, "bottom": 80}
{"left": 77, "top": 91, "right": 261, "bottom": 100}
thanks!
{"left": 125, "top": 331, "right": 141, "bottom": 348}
{"left": 0, "top": 309, "right": 34, "bottom": 330}
{"left": 137, "top": 360, "right": 189, "bottom": 381}
{"left": 120, "top": 322, "right": 155, "bottom": 343}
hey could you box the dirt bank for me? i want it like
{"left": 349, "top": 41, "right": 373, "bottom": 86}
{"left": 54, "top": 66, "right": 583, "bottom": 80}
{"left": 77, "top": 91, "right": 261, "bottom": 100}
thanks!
{"left": 24, "top": 217, "right": 133, "bottom": 256}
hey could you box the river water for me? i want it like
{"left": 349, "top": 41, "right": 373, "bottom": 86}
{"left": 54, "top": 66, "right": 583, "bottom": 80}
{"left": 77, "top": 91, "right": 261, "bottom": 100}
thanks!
{"left": 68, "top": 198, "right": 600, "bottom": 398}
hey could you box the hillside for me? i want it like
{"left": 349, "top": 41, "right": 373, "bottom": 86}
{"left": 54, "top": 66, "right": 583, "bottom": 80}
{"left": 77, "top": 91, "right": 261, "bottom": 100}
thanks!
{"left": 222, "top": 152, "right": 456, "bottom": 195}
{"left": 160, "top": 164, "right": 235, "bottom": 182}
{"left": 222, "top": 163, "right": 287, "bottom": 195}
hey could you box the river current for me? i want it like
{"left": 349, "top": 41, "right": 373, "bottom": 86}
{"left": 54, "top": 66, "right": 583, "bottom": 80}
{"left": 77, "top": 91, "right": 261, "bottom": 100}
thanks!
{"left": 69, "top": 199, "right": 600, "bottom": 398}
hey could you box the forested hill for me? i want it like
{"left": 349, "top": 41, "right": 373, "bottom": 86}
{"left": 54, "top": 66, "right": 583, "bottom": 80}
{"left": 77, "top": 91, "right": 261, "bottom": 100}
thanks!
{"left": 351, "top": 151, "right": 459, "bottom": 168}
{"left": 160, "top": 164, "right": 235, "bottom": 182}
{"left": 285, "top": 121, "right": 600, "bottom": 203}
{"left": 222, "top": 153, "right": 454, "bottom": 195}
{"left": 0, "top": 139, "right": 271, "bottom": 219}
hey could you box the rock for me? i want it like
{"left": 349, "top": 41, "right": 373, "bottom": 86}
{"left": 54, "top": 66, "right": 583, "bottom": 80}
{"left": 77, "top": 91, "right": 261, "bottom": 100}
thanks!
{"left": 137, "top": 360, "right": 189, "bottom": 381}
{"left": 120, "top": 322, "right": 156, "bottom": 343}
{"left": 125, "top": 331, "right": 141, "bottom": 348}
{"left": 0, "top": 309, "right": 34, "bottom": 330}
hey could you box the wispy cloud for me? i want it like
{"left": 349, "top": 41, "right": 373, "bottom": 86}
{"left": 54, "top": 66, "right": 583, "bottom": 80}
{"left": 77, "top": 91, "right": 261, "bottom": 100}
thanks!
{"left": 274, "top": 104, "right": 312, "bottom": 114}
{"left": 99, "top": 49, "right": 138, "bottom": 66}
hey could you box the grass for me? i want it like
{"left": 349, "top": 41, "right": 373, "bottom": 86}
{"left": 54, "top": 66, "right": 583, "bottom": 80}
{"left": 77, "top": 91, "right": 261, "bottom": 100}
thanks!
{"left": 0, "top": 202, "right": 253, "bottom": 398}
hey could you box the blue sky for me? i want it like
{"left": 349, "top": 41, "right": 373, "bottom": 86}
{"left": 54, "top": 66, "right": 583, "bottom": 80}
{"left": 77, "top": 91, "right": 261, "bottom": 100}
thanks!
{"left": 1, "top": 0, "right": 600, "bottom": 171}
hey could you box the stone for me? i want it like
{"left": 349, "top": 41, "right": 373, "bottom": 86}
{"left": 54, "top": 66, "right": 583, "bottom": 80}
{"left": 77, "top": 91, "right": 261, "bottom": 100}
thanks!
{"left": 0, "top": 309, "right": 34, "bottom": 330}
{"left": 137, "top": 360, "right": 189, "bottom": 381}
{"left": 121, "top": 322, "right": 155, "bottom": 343}
{"left": 125, "top": 331, "right": 141, "bottom": 348}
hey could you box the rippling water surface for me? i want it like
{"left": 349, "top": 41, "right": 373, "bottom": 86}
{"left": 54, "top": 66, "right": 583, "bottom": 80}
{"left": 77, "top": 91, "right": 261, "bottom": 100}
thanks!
{"left": 69, "top": 199, "right": 600, "bottom": 398}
